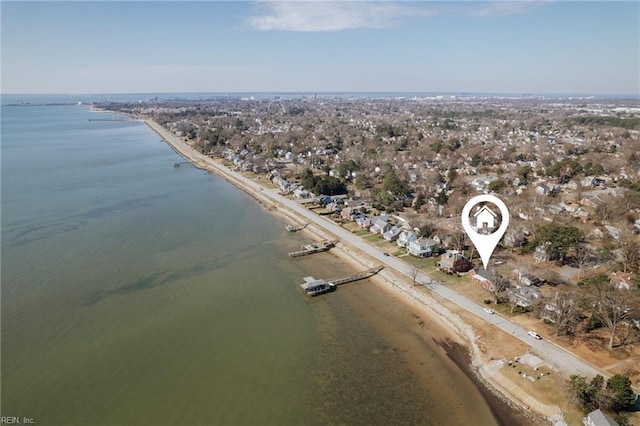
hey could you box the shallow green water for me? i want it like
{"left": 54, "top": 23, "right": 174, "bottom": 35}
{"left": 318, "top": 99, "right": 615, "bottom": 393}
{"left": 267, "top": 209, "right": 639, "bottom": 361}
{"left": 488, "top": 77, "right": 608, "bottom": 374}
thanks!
{"left": 1, "top": 103, "right": 502, "bottom": 425}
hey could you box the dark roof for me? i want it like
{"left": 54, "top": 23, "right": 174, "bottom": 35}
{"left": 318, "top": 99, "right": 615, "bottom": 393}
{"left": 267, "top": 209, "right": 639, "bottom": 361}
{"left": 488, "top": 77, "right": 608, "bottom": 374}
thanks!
{"left": 473, "top": 268, "right": 500, "bottom": 282}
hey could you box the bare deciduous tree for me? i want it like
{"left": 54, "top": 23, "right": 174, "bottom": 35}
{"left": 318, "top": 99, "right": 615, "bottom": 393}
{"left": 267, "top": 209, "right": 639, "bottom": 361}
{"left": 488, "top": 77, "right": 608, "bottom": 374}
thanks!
{"left": 573, "top": 243, "right": 593, "bottom": 279}
{"left": 409, "top": 267, "right": 420, "bottom": 286}
{"left": 544, "top": 290, "right": 581, "bottom": 336}
{"left": 450, "top": 230, "right": 466, "bottom": 252}
{"left": 417, "top": 222, "right": 438, "bottom": 238}
{"left": 492, "top": 273, "right": 511, "bottom": 305}
{"left": 618, "top": 234, "right": 640, "bottom": 273}
{"left": 580, "top": 273, "right": 639, "bottom": 349}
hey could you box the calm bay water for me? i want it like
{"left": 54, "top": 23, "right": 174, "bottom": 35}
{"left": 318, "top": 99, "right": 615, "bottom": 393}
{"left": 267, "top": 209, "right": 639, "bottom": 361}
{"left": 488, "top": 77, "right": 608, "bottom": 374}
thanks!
{"left": 1, "top": 103, "right": 505, "bottom": 425}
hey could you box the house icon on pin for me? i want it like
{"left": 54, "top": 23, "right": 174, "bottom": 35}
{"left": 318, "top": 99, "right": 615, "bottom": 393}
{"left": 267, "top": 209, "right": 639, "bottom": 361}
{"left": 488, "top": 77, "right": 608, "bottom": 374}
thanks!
{"left": 474, "top": 205, "right": 497, "bottom": 231}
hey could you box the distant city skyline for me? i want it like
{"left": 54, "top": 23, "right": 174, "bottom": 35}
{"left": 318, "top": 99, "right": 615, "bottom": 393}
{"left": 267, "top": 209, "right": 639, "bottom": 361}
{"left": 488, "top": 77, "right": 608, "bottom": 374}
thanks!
{"left": 2, "top": 1, "right": 639, "bottom": 95}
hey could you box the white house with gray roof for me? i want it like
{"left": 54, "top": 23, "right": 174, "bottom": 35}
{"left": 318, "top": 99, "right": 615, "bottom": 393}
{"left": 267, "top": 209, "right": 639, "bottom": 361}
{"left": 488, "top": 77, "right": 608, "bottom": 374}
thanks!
{"left": 407, "top": 238, "right": 439, "bottom": 258}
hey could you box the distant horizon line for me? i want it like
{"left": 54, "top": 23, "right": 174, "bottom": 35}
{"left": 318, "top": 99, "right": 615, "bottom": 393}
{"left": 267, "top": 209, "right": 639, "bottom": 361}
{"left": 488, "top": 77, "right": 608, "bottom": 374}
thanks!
{"left": 2, "top": 90, "right": 639, "bottom": 95}
{"left": 2, "top": 91, "right": 639, "bottom": 100}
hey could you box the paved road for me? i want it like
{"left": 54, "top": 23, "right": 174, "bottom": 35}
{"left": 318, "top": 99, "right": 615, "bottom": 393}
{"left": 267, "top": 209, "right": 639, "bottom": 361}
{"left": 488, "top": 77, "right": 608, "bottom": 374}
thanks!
{"left": 220, "top": 164, "right": 602, "bottom": 378}
{"left": 149, "top": 120, "right": 603, "bottom": 379}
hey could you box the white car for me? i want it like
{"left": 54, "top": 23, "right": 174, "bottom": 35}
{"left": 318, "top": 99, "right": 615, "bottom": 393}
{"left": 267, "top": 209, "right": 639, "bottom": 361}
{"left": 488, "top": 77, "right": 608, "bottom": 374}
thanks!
{"left": 528, "top": 331, "right": 542, "bottom": 340}
{"left": 483, "top": 308, "right": 494, "bottom": 314}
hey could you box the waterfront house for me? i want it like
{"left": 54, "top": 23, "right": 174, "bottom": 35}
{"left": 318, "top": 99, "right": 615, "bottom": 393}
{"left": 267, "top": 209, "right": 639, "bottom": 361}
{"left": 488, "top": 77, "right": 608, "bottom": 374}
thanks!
{"left": 317, "top": 194, "right": 333, "bottom": 205}
{"left": 370, "top": 217, "right": 391, "bottom": 235}
{"left": 407, "top": 238, "right": 439, "bottom": 258}
{"left": 341, "top": 207, "right": 362, "bottom": 222}
{"left": 437, "top": 251, "right": 472, "bottom": 274}
{"left": 397, "top": 230, "right": 418, "bottom": 248}
{"left": 470, "top": 268, "right": 501, "bottom": 292}
{"left": 326, "top": 201, "right": 343, "bottom": 212}
{"left": 508, "top": 286, "right": 542, "bottom": 309}
{"left": 383, "top": 226, "right": 402, "bottom": 242}
{"left": 356, "top": 216, "right": 373, "bottom": 229}
{"left": 272, "top": 176, "right": 291, "bottom": 192}
{"left": 293, "top": 187, "right": 311, "bottom": 199}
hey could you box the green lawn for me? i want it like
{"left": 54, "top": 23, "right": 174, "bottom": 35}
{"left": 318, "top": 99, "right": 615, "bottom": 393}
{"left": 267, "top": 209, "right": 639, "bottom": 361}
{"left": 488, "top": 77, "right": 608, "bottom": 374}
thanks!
{"left": 428, "top": 268, "right": 470, "bottom": 286}
{"left": 391, "top": 248, "right": 406, "bottom": 256}
{"left": 341, "top": 222, "right": 360, "bottom": 233}
{"left": 397, "top": 255, "right": 474, "bottom": 287}
{"left": 362, "top": 233, "right": 380, "bottom": 241}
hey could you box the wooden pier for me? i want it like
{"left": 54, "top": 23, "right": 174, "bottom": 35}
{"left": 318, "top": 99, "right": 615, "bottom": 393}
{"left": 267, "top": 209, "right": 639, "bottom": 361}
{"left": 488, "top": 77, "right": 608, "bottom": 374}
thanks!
{"left": 299, "top": 265, "right": 384, "bottom": 296}
{"left": 327, "top": 265, "right": 384, "bottom": 286}
{"left": 286, "top": 223, "right": 309, "bottom": 232}
{"left": 288, "top": 240, "right": 338, "bottom": 258}
{"left": 173, "top": 161, "right": 196, "bottom": 168}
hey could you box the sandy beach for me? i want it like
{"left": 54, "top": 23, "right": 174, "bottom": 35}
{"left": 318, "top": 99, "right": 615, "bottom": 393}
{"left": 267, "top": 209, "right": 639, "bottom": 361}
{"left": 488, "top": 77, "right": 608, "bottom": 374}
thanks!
{"left": 143, "top": 118, "right": 549, "bottom": 424}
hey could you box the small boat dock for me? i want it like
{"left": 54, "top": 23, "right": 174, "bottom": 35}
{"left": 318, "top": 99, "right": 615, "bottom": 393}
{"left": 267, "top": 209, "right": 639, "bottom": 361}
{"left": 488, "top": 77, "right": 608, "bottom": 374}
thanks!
{"left": 300, "top": 277, "right": 336, "bottom": 296}
{"left": 173, "top": 161, "right": 196, "bottom": 168}
{"left": 285, "top": 223, "right": 308, "bottom": 232}
{"left": 328, "top": 265, "right": 384, "bottom": 285}
{"left": 288, "top": 240, "right": 338, "bottom": 258}
{"left": 300, "top": 265, "right": 384, "bottom": 296}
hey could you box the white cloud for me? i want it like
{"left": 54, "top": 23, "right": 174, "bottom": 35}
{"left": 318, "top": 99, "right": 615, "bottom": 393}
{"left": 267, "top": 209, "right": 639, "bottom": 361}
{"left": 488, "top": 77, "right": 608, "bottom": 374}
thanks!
{"left": 464, "top": 1, "right": 550, "bottom": 17}
{"left": 246, "top": 1, "right": 553, "bottom": 32}
{"left": 246, "top": 1, "right": 436, "bottom": 32}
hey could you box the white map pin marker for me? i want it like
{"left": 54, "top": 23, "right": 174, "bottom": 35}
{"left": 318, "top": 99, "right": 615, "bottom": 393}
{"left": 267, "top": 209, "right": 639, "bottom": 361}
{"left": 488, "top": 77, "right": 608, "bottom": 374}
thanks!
{"left": 461, "top": 194, "right": 510, "bottom": 270}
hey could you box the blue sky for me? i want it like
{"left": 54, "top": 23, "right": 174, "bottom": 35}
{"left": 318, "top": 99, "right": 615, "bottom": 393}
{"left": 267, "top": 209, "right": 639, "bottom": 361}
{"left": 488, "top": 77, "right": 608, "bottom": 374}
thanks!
{"left": 2, "top": 1, "right": 638, "bottom": 94}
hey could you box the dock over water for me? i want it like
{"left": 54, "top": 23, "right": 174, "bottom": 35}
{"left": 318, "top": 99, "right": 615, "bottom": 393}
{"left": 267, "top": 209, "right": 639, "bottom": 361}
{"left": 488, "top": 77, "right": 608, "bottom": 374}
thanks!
{"left": 173, "top": 161, "right": 196, "bottom": 168}
{"left": 299, "top": 265, "right": 384, "bottom": 296}
{"left": 327, "top": 265, "right": 384, "bottom": 286}
{"left": 288, "top": 240, "right": 338, "bottom": 258}
{"left": 285, "top": 223, "right": 308, "bottom": 232}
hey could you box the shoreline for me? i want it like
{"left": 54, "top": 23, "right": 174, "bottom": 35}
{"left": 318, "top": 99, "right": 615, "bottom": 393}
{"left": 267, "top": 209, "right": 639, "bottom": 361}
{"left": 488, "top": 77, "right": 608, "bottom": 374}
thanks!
{"left": 142, "top": 117, "right": 551, "bottom": 424}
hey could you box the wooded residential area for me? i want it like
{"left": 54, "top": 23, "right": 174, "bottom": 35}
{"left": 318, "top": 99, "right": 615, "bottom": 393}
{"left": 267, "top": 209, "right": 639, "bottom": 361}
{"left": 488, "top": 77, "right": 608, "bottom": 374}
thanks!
{"left": 102, "top": 95, "right": 640, "bottom": 423}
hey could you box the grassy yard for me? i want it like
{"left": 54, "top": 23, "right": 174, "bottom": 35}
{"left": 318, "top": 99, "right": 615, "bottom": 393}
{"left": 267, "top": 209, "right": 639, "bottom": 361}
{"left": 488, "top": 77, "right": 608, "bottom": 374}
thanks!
{"left": 249, "top": 174, "right": 278, "bottom": 189}
{"left": 362, "top": 233, "right": 382, "bottom": 243}
{"left": 341, "top": 222, "right": 360, "bottom": 233}
{"left": 402, "top": 255, "right": 434, "bottom": 270}
{"left": 432, "top": 270, "right": 473, "bottom": 287}
{"left": 391, "top": 247, "right": 406, "bottom": 256}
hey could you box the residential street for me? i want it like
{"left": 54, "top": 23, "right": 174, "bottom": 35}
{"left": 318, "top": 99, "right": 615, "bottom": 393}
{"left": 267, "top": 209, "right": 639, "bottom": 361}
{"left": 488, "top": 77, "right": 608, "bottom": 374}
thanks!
{"left": 216, "top": 160, "right": 603, "bottom": 379}
{"left": 151, "top": 119, "right": 603, "bottom": 379}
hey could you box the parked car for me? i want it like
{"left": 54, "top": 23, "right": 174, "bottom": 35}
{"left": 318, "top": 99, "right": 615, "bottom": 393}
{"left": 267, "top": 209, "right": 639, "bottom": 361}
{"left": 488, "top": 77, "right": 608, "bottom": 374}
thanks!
{"left": 483, "top": 308, "right": 494, "bottom": 314}
{"left": 528, "top": 331, "right": 542, "bottom": 340}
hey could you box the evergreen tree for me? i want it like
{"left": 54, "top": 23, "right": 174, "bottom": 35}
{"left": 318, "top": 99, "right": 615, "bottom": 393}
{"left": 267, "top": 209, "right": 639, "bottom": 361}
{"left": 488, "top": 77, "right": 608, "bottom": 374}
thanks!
{"left": 606, "top": 374, "right": 636, "bottom": 412}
